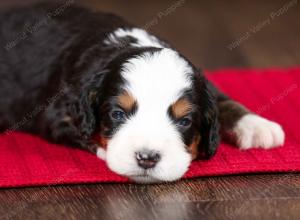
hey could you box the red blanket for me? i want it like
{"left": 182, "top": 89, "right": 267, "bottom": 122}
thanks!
{"left": 1, "top": 68, "right": 299, "bottom": 188}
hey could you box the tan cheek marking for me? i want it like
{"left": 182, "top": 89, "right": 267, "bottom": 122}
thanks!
{"left": 172, "top": 98, "right": 192, "bottom": 119}
{"left": 93, "top": 133, "right": 109, "bottom": 153}
{"left": 189, "top": 134, "right": 201, "bottom": 160}
{"left": 117, "top": 91, "right": 136, "bottom": 111}
{"left": 98, "top": 124, "right": 110, "bottom": 149}
{"left": 99, "top": 135, "right": 108, "bottom": 149}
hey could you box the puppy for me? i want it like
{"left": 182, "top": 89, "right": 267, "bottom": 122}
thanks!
{"left": 0, "top": 3, "right": 285, "bottom": 183}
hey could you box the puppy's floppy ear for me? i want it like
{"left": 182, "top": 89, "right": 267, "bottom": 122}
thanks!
{"left": 195, "top": 76, "right": 220, "bottom": 159}
{"left": 69, "top": 70, "right": 108, "bottom": 142}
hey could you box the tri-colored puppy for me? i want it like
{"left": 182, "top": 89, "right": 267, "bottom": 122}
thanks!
{"left": 0, "top": 3, "right": 284, "bottom": 183}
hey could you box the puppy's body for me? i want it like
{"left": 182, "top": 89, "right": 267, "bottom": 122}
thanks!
{"left": 0, "top": 3, "right": 284, "bottom": 182}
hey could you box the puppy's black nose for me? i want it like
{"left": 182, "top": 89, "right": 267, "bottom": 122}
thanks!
{"left": 136, "top": 150, "right": 161, "bottom": 169}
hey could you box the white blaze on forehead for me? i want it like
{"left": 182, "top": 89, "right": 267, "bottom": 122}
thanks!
{"left": 104, "top": 28, "right": 164, "bottom": 48}
{"left": 121, "top": 48, "right": 193, "bottom": 112}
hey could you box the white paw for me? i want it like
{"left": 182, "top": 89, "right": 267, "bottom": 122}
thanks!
{"left": 233, "top": 114, "right": 285, "bottom": 150}
{"left": 96, "top": 148, "right": 107, "bottom": 161}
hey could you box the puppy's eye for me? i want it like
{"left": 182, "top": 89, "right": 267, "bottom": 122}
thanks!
{"left": 111, "top": 110, "right": 126, "bottom": 121}
{"left": 177, "top": 118, "right": 192, "bottom": 127}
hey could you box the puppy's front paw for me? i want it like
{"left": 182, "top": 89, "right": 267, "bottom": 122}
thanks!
{"left": 233, "top": 114, "right": 285, "bottom": 150}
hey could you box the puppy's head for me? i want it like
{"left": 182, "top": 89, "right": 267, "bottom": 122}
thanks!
{"left": 95, "top": 48, "right": 219, "bottom": 183}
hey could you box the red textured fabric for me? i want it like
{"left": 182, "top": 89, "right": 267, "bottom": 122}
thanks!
{"left": 1, "top": 67, "right": 300, "bottom": 188}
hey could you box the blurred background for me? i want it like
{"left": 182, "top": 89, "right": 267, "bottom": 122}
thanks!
{"left": 1, "top": 0, "right": 299, "bottom": 70}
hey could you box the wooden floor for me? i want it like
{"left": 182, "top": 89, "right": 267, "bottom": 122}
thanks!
{"left": 0, "top": 0, "right": 300, "bottom": 219}
{"left": 1, "top": 174, "right": 300, "bottom": 220}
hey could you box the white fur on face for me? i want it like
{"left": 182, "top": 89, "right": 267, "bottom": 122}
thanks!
{"left": 234, "top": 114, "right": 285, "bottom": 150}
{"left": 96, "top": 147, "right": 106, "bottom": 160}
{"left": 102, "top": 48, "right": 194, "bottom": 183}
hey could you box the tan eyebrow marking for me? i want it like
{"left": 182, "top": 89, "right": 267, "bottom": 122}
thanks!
{"left": 171, "top": 98, "right": 192, "bottom": 119}
{"left": 117, "top": 91, "right": 136, "bottom": 111}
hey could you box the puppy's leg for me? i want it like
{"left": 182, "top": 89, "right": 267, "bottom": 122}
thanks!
{"left": 218, "top": 100, "right": 285, "bottom": 149}
{"left": 207, "top": 81, "right": 285, "bottom": 149}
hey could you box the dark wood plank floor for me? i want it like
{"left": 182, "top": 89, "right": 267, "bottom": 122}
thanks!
{"left": 1, "top": 174, "right": 300, "bottom": 220}
{"left": 0, "top": 0, "right": 300, "bottom": 220}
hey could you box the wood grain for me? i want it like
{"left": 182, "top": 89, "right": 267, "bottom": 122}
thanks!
{"left": 0, "top": 0, "right": 299, "bottom": 220}
{"left": 0, "top": 174, "right": 300, "bottom": 220}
